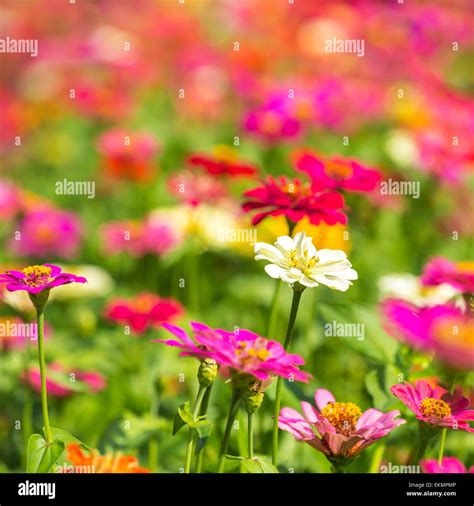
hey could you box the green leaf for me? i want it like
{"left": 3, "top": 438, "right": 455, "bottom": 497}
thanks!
{"left": 174, "top": 401, "right": 196, "bottom": 431}
{"left": 194, "top": 420, "right": 212, "bottom": 439}
{"left": 172, "top": 403, "right": 188, "bottom": 435}
{"left": 26, "top": 434, "right": 64, "bottom": 473}
{"left": 49, "top": 427, "right": 90, "bottom": 449}
{"left": 238, "top": 457, "right": 279, "bottom": 473}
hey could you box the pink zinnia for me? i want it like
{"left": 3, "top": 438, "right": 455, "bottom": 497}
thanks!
{"left": 382, "top": 299, "right": 473, "bottom": 370}
{"left": 157, "top": 321, "right": 310, "bottom": 383}
{"left": 421, "top": 457, "right": 474, "bottom": 474}
{"left": 278, "top": 388, "right": 404, "bottom": 462}
{"left": 0, "top": 181, "right": 21, "bottom": 219}
{"left": 390, "top": 381, "right": 474, "bottom": 432}
{"left": 168, "top": 170, "right": 228, "bottom": 207}
{"left": 242, "top": 176, "right": 347, "bottom": 226}
{"left": 0, "top": 264, "right": 86, "bottom": 295}
{"left": 244, "top": 104, "right": 302, "bottom": 143}
{"left": 421, "top": 257, "right": 474, "bottom": 294}
{"left": 294, "top": 151, "right": 382, "bottom": 193}
{"left": 105, "top": 293, "right": 183, "bottom": 334}
{"left": 101, "top": 217, "right": 179, "bottom": 257}
{"left": 98, "top": 129, "right": 158, "bottom": 182}
{"left": 25, "top": 363, "right": 106, "bottom": 397}
{"left": 9, "top": 208, "right": 82, "bottom": 259}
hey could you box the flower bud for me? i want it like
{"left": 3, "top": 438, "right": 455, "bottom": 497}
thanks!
{"left": 244, "top": 389, "right": 264, "bottom": 413}
{"left": 197, "top": 358, "right": 218, "bottom": 387}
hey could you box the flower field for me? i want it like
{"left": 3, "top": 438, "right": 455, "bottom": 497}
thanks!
{"left": 0, "top": 0, "right": 473, "bottom": 494}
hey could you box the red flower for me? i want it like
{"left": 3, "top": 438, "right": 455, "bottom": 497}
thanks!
{"left": 242, "top": 176, "right": 347, "bottom": 226}
{"left": 188, "top": 145, "right": 258, "bottom": 178}
{"left": 105, "top": 293, "right": 183, "bottom": 334}
{"left": 294, "top": 151, "right": 381, "bottom": 193}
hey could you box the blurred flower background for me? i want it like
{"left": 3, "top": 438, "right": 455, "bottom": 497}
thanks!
{"left": 0, "top": 0, "right": 473, "bottom": 473}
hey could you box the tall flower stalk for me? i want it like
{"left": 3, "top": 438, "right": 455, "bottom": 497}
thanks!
{"left": 272, "top": 287, "right": 304, "bottom": 465}
{"left": 0, "top": 264, "right": 86, "bottom": 447}
{"left": 254, "top": 232, "right": 358, "bottom": 466}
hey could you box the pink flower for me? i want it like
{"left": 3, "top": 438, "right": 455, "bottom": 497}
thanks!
{"left": 9, "top": 208, "right": 82, "bottom": 259}
{"left": 421, "top": 457, "right": 474, "bottom": 474}
{"left": 294, "top": 151, "right": 382, "bottom": 193}
{"left": 278, "top": 388, "right": 405, "bottom": 462}
{"left": 382, "top": 299, "right": 473, "bottom": 370}
{"left": 242, "top": 176, "right": 347, "bottom": 226}
{"left": 244, "top": 99, "right": 302, "bottom": 143}
{"left": 101, "top": 217, "right": 180, "bottom": 257}
{"left": 25, "top": 363, "right": 106, "bottom": 397}
{"left": 390, "top": 381, "right": 474, "bottom": 432}
{"left": 168, "top": 170, "right": 228, "bottom": 207}
{"left": 0, "top": 264, "right": 86, "bottom": 295}
{"left": 0, "top": 181, "right": 22, "bottom": 220}
{"left": 105, "top": 293, "right": 183, "bottom": 334}
{"left": 98, "top": 129, "right": 158, "bottom": 182}
{"left": 421, "top": 257, "right": 474, "bottom": 294}
{"left": 156, "top": 321, "right": 310, "bottom": 383}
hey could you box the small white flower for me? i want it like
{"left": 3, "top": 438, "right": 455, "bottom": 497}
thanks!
{"left": 254, "top": 232, "right": 358, "bottom": 291}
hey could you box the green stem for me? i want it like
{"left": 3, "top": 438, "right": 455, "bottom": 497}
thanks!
{"left": 36, "top": 310, "right": 52, "bottom": 444}
{"left": 437, "top": 375, "right": 457, "bottom": 465}
{"left": 195, "top": 384, "right": 213, "bottom": 473}
{"left": 217, "top": 390, "right": 242, "bottom": 473}
{"left": 266, "top": 280, "right": 281, "bottom": 339}
{"left": 369, "top": 443, "right": 386, "bottom": 473}
{"left": 272, "top": 288, "right": 304, "bottom": 466}
{"left": 148, "top": 438, "right": 158, "bottom": 472}
{"left": 412, "top": 435, "right": 429, "bottom": 465}
{"left": 184, "top": 385, "right": 207, "bottom": 473}
{"left": 248, "top": 411, "right": 254, "bottom": 460}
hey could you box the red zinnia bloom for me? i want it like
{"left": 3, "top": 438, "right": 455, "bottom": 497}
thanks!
{"left": 188, "top": 145, "right": 258, "bottom": 178}
{"left": 105, "top": 293, "right": 183, "bottom": 334}
{"left": 242, "top": 176, "right": 347, "bottom": 226}
{"left": 294, "top": 151, "right": 381, "bottom": 193}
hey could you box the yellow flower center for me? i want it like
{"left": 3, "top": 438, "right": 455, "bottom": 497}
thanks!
{"left": 21, "top": 265, "right": 53, "bottom": 287}
{"left": 326, "top": 160, "right": 353, "bottom": 180}
{"left": 455, "top": 261, "right": 474, "bottom": 274}
{"left": 419, "top": 398, "right": 451, "bottom": 419}
{"left": 212, "top": 144, "right": 238, "bottom": 164}
{"left": 321, "top": 402, "right": 362, "bottom": 434}
{"left": 235, "top": 340, "right": 271, "bottom": 362}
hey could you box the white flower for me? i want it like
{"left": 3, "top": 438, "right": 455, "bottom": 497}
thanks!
{"left": 378, "top": 273, "right": 458, "bottom": 306}
{"left": 254, "top": 232, "right": 358, "bottom": 291}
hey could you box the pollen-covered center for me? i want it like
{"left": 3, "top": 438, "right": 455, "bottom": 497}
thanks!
{"left": 419, "top": 398, "right": 451, "bottom": 419}
{"left": 321, "top": 402, "right": 362, "bottom": 434}
{"left": 21, "top": 265, "right": 53, "bottom": 287}
{"left": 235, "top": 338, "right": 271, "bottom": 363}
{"left": 325, "top": 160, "right": 353, "bottom": 180}
{"left": 286, "top": 249, "right": 318, "bottom": 273}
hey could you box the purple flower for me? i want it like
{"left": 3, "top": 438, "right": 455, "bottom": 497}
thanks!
{"left": 0, "top": 264, "right": 86, "bottom": 295}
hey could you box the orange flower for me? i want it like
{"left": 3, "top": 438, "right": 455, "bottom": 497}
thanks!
{"left": 65, "top": 443, "right": 150, "bottom": 473}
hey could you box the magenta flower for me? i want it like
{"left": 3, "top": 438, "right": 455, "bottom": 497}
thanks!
{"left": 101, "top": 217, "right": 180, "bottom": 257}
{"left": 167, "top": 170, "right": 229, "bottom": 207}
{"left": 242, "top": 176, "right": 347, "bottom": 226}
{"left": 105, "top": 293, "right": 183, "bottom": 335}
{"left": 278, "top": 388, "right": 405, "bottom": 463}
{"left": 8, "top": 208, "right": 82, "bottom": 259}
{"left": 25, "top": 363, "right": 106, "bottom": 397}
{"left": 390, "top": 381, "right": 474, "bottom": 432}
{"left": 421, "top": 257, "right": 474, "bottom": 294}
{"left": 421, "top": 457, "right": 474, "bottom": 474}
{"left": 294, "top": 151, "right": 382, "bottom": 193}
{"left": 0, "top": 264, "right": 86, "bottom": 295}
{"left": 156, "top": 321, "right": 310, "bottom": 383}
{"left": 382, "top": 299, "right": 473, "bottom": 370}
